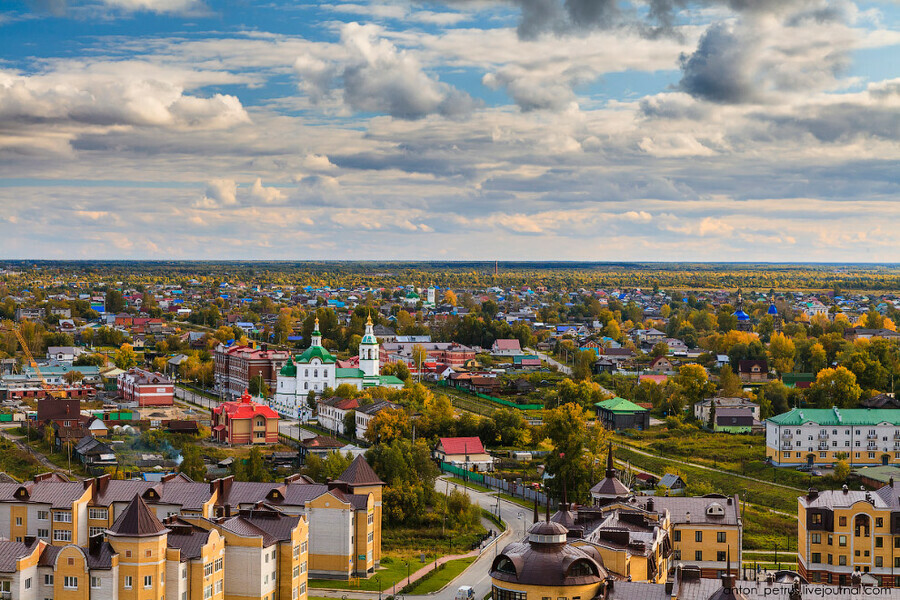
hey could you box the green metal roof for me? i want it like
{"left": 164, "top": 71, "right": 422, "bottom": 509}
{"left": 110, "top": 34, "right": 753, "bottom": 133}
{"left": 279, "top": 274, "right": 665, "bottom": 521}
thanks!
{"left": 335, "top": 368, "right": 365, "bottom": 378}
{"left": 594, "top": 397, "right": 648, "bottom": 413}
{"left": 295, "top": 345, "right": 336, "bottom": 365}
{"left": 768, "top": 407, "right": 900, "bottom": 427}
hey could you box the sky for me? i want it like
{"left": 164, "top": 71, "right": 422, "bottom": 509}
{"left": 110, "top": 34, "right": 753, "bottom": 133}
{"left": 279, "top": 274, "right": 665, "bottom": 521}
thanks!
{"left": 0, "top": 0, "right": 898, "bottom": 262}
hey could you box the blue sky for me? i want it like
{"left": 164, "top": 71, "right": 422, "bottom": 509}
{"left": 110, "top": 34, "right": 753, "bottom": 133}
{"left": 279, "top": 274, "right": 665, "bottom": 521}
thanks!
{"left": 0, "top": 0, "right": 898, "bottom": 260}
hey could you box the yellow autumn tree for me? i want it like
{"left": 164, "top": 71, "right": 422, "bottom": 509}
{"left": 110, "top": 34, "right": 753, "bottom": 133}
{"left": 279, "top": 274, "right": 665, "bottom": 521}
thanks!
{"left": 768, "top": 332, "right": 796, "bottom": 374}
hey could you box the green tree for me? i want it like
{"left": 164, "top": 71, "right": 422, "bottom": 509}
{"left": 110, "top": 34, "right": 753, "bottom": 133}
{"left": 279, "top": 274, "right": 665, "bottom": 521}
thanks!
{"left": 105, "top": 289, "right": 126, "bottom": 313}
{"left": 573, "top": 349, "right": 595, "bottom": 381}
{"left": 650, "top": 342, "right": 669, "bottom": 359}
{"left": 304, "top": 451, "right": 354, "bottom": 482}
{"left": 343, "top": 410, "right": 357, "bottom": 439}
{"left": 707, "top": 399, "right": 716, "bottom": 430}
{"left": 248, "top": 373, "right": 270, "bottom": 398}
{"left": 179, "top": 445, "right": 207, "bottom": 482}
{"left": 543, "top": 403, "right": 607, "bottom": 503}
{"left": 244, "top": 447, "right": 270, "bottom": 482}
{"left": 307, "top": 390, "right": 317, "bottom": 412}
{"left": 63, "top": 370, "right": 84, "bottom": 385}
{"left": 719, "top": 365, "right": 742, "bottom": 397}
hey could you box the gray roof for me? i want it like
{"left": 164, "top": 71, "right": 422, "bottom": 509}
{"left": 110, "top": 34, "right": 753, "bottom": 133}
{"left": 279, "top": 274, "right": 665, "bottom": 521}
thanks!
{"left": 608, "top": 581, "right": 670, "bottom": 600}
{"left": 643, "top": 495, "right": 741, "bottom": 526}
{"left": 0, "top": 480, "right": 87, "bottom": 508}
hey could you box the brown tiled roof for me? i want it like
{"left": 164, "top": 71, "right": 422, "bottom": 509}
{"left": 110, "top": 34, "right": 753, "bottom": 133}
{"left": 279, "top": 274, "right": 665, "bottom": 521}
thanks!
{"left": 0, "top": 540, "right": 37, "bottom": 573}
{"left": 219, "top": 515, "right": 278, "bottom": 547}
{"left": 0, "top": 481, "right": 87, "bottom": 508}
{"left": 335, "top": 455, "right": 384, "bottom": 486}
{"left": 164, "top": 518, "right": 212, "bottom": 561}
{"left": 240, "top": 508, "right": 303, "bottom": 543}
{"left": 108, "top": 494, "right": 168, "bottom": 537}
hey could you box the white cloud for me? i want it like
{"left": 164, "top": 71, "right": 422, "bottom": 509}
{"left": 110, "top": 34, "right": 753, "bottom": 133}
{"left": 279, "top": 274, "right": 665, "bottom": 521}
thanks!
{"left": 198, "top": 179, "right": 237, "bottom": 208}
{"left": 249, "top": 178, "right": 285, "bottom": 204}
{"left": 100, "top": 0, "right": 206, "bottom": 14}
{"left": 294, "top": 22, "right": 477, "bottom": 119}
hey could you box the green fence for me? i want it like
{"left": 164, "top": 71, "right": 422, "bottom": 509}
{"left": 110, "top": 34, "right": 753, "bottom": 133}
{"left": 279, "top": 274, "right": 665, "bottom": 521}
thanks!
{"left": 440, "top": 461, "right": 485, "bottom": 484}
{"left": 0, "top": 414, "right": 12, "bottom": 422}
{"left": 437, "top": 381, "right": 543, "bottom": 411}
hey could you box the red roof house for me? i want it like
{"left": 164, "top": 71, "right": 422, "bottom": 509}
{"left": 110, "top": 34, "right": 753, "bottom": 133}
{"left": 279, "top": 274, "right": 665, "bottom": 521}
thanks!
{"left": 211, "top": 390, "right": 279, "bottom": 445}
{"left": 435, "top": 437, "right": 494, "bottom": 472}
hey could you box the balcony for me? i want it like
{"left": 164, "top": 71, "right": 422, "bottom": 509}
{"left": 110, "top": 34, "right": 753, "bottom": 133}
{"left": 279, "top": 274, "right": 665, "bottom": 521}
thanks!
{"left": 867, "top": 434, "right": 878, "bottom": 440}
{"left": 818, "top": 443, "right": 829, "bottom": 451}
{"left": 818, "top": 433, "right": 829, "bottom": 440}
{"left": 867, "top": 444, "right": 877, "bottom": 451}
{"left": 782, "top": 443, "right": 793, "bottom": 450}
{"left": 782, "top": 433, "right": 793, "bottom": 440}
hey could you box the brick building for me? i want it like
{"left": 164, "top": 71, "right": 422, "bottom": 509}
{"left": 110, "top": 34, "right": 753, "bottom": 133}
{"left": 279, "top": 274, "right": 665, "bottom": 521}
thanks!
{"left": 117, "top": 367, "right": 174, "bottom": 406}
{"left": 214, "top": 344, "right": 289, "bottom": 400}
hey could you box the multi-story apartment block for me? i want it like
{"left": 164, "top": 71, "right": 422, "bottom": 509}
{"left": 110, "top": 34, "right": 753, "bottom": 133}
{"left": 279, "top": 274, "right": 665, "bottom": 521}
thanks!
{"left": 650, "top": 495, "right": 742, "bottom": 578}
{"left": 799, "top": 483, "right": 900, "bottom": 586}
{"left": 767, "top": 408, "right": 900, "bottom": 467}
{"left": 0, "top": 490, "right": 309, "bottom": 600}
{"left": 0, "top": 455, "right": 383, "bottom": 583}
{"left": 214, "top": 344, "right": 289, "bottom": 401}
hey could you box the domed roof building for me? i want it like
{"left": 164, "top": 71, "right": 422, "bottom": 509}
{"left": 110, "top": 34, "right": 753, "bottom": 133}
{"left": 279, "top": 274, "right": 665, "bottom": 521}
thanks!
{"left": 490, "top": 520, "right": 609, "bottom": 599}
{"left": 732, "top": 291, "right": 752, "bottom": 332}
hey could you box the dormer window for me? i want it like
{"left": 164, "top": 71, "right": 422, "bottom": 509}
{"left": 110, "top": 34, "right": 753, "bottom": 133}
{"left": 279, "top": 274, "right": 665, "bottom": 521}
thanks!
{"left": 706, "top": 503, "right": 725, "bottom": 517}
{"left": 494, "top": 556, "right": 516, "bottom": 575}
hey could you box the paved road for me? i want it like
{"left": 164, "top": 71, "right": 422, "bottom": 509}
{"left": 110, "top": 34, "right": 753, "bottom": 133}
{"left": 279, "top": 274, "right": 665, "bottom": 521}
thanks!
{"left": 312, "top": 477, "right": 526, "bottom": 600}
{"left": 527, "top": 348, "right": 571, "bottom": 375}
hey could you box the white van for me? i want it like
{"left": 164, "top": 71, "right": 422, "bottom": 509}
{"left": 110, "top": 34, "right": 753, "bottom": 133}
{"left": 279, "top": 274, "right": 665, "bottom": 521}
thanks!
{"left": 456, "top": 586, "right": 475, "bottom": 600}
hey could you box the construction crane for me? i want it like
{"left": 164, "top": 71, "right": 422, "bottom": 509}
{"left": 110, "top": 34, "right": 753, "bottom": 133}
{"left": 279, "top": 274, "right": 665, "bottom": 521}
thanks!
{"left": 11, "top": 325, "right": 65, "bottom": 400}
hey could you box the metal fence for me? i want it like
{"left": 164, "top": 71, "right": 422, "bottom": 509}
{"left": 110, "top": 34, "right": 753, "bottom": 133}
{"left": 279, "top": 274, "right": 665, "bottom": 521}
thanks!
{"left": 440, "top": 462, "right": 547, "bottom": 505}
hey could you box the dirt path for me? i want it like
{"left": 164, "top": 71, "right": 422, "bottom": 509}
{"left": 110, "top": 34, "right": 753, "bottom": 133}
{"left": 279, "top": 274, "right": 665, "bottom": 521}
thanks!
{"left": 0, "top": 425, "right": 82, "bottom": 479}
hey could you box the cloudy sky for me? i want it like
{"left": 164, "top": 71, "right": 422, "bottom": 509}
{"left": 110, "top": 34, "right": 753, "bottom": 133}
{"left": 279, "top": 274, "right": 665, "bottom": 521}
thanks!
{"left": 0, "top": 0, "right": 898, "bottom": 261}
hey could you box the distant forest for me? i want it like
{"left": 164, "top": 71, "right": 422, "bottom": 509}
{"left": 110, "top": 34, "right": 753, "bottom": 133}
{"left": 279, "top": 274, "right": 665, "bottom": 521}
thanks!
{"left": 5, "top": 261, "right": 900, "bottom": 292}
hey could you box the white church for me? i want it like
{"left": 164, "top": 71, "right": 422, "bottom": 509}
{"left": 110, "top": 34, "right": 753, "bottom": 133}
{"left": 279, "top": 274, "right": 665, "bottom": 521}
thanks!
{"left": 271, "top": 316, "right": 404, "bottom": 420}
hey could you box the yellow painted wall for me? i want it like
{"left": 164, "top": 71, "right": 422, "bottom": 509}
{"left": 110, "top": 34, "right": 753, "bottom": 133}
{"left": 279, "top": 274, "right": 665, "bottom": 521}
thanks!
{"left": 109, "top": 533, "right": 168, "bottom": 600}
{"left": 53, "top": 546, "right": 90, "bottom": 600}
{"left": 10, "top": 505, "right": 27, "bottom": 541}
{"left": 491, "top": 579, "right": 602, "bottom": 599}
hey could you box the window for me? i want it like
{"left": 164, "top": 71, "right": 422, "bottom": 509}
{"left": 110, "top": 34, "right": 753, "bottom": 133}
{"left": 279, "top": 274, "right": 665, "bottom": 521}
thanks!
{"left": 673, "top": 550, "right": 681, "bottom": 560}
{"left": 15, "top": 517, "right": 22, "bottom": 526}
{"left": 839, "top": 516, "right": 847, "bottom": 527}
{"left": 323, "top": 369, "right": 328, "bottom": 377}
{"left": 53, "top": 511, "right": 72, "bottom": 523}
{"left": 125, "top": 550, "right": 132, "bottom": 558}
{"left": 204, "top": 584, "right": 213, "bottom": 600}
{"left": 90, "top": 526, "right": 105, "bottom": 537}
{"left": 216, "top": 580, "right": 224, "bottom": 594}
{"left": 44, "top": 575, "right": 53, "bottom": 585}
{"left": 301, "top": 541, "right": 308, "bottom": 553}
{"left": 717, "top": 532, "right": 726, "bottom": 543}
{"left": 695, "top": 531, "right": 702, "bottom": 542}
{"left": 301, "top": 561, "right": 307, "bottom": 574}
{"left": 124, "top": 576, "right": 133, "bottom": 589}
{"left": 300, "top": 583, "right": 307, "bottom": 595}
{"left": 91, "top": 577, "right": 101, "bottom": 589}
{"left": 144, "top": 575, "right": 152, "bottom": 589}
{"left": 877, "top": 557, "right": 884, "bottom": 567}
{"left": 64, "top": 576, "right": 78, "bottom": 590}
{"left": 205, "top": 563, "right": 214, "bottom": 577}
{"left": 367, "top": 531, "right": 374, "bottom": 543}
{"left": 24, "top": 578, "right": 31, "bottom": 590}
{"left": 53, "top": 529, "right": 72, "bottom": 542}
{"left": 877, "top": 518, "right": 884, "bottom": 528}
{"left": 89, "top": 508, "right": 108, "bottom": 520}
{"left": 812, "top": 553, "right": 821, "bottom": 563}
{"left": 293, "top": 565, "right": 300, "bottom": 578}
{"left": 812, "top": 513, "right": 823, "bottom": 525}
{"left": 812, "top": 533, "right": 821, "bottom": 544}
{"left": 182, "top": 568, "right": 187, "bottom": 580}
{"left": 839, "top": 555, "right": 847, "bottom": 566}
{"left": 265, "top": 553, "right": 270, "bottom": 563}
{"left": 717, "top": 551, "right": 726, "bottom": 561}
{"left": 37, "top": 529, "right": 49, "bottom": 539}
{"left": 839, "top": 535, "right": 847, "bottom": 547}
{"left": 215, "top": 558, "right": 223, "bottom": 571}
{"left": 37, "top": 510, "right": 48, "bottom": 520}
{"left": 695, "top": 550, "right": 703, "bottom": 561}
{"left": 877, "top": 537, "right": 884, "bottom": 548}
{"left": 293, "top": 545, "right": 300, "bottom": 559}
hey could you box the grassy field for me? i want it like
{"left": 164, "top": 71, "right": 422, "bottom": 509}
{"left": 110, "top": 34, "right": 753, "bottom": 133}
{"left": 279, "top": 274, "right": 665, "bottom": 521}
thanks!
{"left": 742, "top": 504, "right": 798, "bottom": 551}
{"left": 405, "top": 557, "right": 477, "bottom": 594}
{"left": 615, "top": 446, "right": 802, "bottom": 514}
{"left": 615, "top": 428, "right": 833, "bottom": 490}
{"left": 0, "top": 438, "right": 47, "bottom": 480}
{"left": 308, "top": 554, "right": 412, "bottom": 591}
